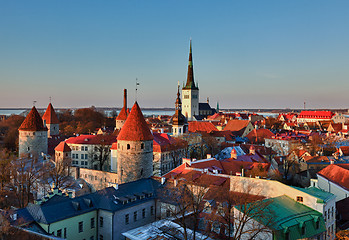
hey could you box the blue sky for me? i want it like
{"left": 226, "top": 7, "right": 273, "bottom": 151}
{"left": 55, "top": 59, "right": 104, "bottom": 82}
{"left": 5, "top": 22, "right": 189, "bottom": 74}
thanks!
{"left": 1, "top": 1, "right": 349, "bottom": 109}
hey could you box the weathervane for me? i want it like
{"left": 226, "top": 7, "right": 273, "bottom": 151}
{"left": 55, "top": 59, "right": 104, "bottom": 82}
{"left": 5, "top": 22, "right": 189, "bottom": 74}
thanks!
{"left": 49, "top": 96, "right": 52, "bottom": 103}
{"left": 33, "top": 100, "right": 37, "bottom": 107}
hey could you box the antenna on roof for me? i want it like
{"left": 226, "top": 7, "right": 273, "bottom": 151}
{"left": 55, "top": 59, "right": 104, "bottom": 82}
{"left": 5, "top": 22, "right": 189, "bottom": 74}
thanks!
{"left": 135, "top": 78, "right": 140, "bottom": 102}
{"left": 33, "top": 100, "right": 37, "bottom": 107}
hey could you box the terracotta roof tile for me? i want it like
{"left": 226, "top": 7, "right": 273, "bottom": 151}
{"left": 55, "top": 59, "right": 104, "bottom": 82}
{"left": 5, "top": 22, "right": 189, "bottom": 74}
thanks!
{"left": 188, "top": 121, "right": 217, "bottom": 133}
{"left": 318, "top": 164, "right": 349, "bottom": 191}
{"left": 117, "top": 102, "right": 153, "bottom": 141}
{"left": 298, "top": 110, "right": 334, "bottom": 119}
{"left": 42, "top": 103, "right": 59, "bottom": 124}
{"left": 224, "top": 119, "right": 250, "bottom": 132}
{"left": 115, "top": 107, "right": 128, "bottom": 120}
{"left": 19, "top": 106, "right": 47, "bottom": 131}
{"left": 55, "top": 141, "right": 71, "bottom": 152}
{"left": 246, "top": 129, "right": 274, "bottom": 144}
{"left": 66, "top": 134, "right": 117, "bottom": 145}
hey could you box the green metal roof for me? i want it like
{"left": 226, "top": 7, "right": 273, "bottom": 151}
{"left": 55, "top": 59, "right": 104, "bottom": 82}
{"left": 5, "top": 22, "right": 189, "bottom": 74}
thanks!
{"left": 291, "top": 186, "right": 335, "bottom": 203}
{"left": 235, "top": 195, "right": 326, "bottom": 240}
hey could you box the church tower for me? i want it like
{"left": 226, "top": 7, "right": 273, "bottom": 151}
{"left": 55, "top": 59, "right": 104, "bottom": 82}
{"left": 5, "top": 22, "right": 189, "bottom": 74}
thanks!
{"left": 19, "top": 106, "right": 48, "bottom": 157}
{"left": 116, "top": 102, "right": 153, "bottom": 184}
{"left": 42, "top": 103, "right": 59, "bottom": 137}
{"left": 182, "top": 40, "right": 199, "bottom": 121}
{"left": 115, "top": 89, "right": 128, "bottom": 131}
{"left": 172, "top": 84, "right": 187, "bottom": 136}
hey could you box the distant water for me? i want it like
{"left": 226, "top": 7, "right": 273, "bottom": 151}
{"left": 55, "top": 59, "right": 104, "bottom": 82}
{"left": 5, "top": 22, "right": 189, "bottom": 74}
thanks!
{"left": 0, "top": 109, "right": 26, "bottom": 116}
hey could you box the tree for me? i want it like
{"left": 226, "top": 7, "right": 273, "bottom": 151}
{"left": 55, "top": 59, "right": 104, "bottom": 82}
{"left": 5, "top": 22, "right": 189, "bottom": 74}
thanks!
{"left": 159, "top": 175, "right": 211, "bottom": 240}
{"left": 89, "top": 135, "right": 114, "bottom": 171}
{"left": 42, "top": 157, "right": 73, "bottom": 193}
{"left": 0, "top": 150, "right": 12, "bottom": 193}
{"left": 201, "top": 133, "right": 220, "bottom": 157}
{"left": 0, "top": 115, "right": 25, "bottom": 152}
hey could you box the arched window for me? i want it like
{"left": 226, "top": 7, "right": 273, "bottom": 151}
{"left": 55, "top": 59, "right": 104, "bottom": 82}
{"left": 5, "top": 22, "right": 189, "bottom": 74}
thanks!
{"left": 127, "top": 144, "right": 130, "bottom": 150}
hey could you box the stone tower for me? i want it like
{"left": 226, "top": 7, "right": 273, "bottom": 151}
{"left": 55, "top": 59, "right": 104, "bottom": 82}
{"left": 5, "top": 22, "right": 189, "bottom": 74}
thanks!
{"left": 172, "top": 84, "right": 187, "bottom": 136}
{"left": 115, "top": 89, "right": 128, "bottom": 130}
{"left": 117, "top": 102, "right": 153, "bottom": 184}
{"left": 54, "top": 141, "right": 71, "bottom": 162}
{"left": 19, "top": 106, "right": 48, "bottom": 157}
{"left": 182, "top": 40, "right": 199, "bottom": 121}
{"left": 42, "top": 103, "right": 59, "bottom": 137}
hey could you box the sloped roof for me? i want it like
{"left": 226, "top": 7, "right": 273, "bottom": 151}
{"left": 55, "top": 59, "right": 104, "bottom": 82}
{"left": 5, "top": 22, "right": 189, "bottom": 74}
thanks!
{"left": 188, "top": 121, "right": 217, "bottom": 133}
{"left": 19, "top": 106, "right": 47, "bottom": 131}
{"left": 318, "top": 164, "right": 349, "bottom": 191}
{"left": 66, "top": 134, "right": 117, "bottom": 145}
{"left": 298, "top": 110, "right": 334, "bottom": 119}
{"left": 246, "top": 129, "right": 274, "bottom": 144}
{"left": 117, "top": 102, "right": 153, "bottom": 141}
{"left": 339, "top": 146, "right": 349, "bottom": 156}
{"left": 116, "top": 107, "right": 128, "bottom": 121}
{"left": 42, "top": 103, "right": 59, "bottom": 124}
{"left": 55, "top": 141, "right": 71, "bottom": 152}
{"left": 224, "top": 119, "right": 250, "bottom": 132}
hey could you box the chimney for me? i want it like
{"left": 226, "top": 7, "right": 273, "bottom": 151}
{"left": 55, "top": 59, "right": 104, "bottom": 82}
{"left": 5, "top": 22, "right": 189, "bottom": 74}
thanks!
{"left": 207, "top": 154, "right": 212, "bottom": 159}
{"left": 207, "top": 97, "right": 209, "bottom": 104}
{"left": 249, "top": 145, "right": 255, "bottom": 155}
{"left": 123, "top": 89, "right": 127, "bottom": 110}
{"left": 230, "top": 148, "right": 237, "bottom": 159}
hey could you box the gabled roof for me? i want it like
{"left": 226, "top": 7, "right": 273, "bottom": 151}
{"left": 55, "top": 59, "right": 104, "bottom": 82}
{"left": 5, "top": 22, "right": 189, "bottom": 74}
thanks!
{"left": 19, "top": 106, "right": 47, "bottom": 131}
{"left": 117, "top": 102, "right": 153, "bottom": 141}
{"left": 224, "top": 119, "right": 250, "bottom": 132}
{"left": 318, "top": 164, "right": 349, "bottom": 191}
{"left": 66, "top": 134, "right": 117, "bottom": 145}
{"left": 246, "top": 129, "right": 274, "bottom": 144}
{"left": 188, "top": 121, "right": 218, "bottom": 133}
{"left": 55, "top": 141, "right": 71, "bottom": 152}
{"left": 42, "top": 103, "right": 59, "bottom": 124}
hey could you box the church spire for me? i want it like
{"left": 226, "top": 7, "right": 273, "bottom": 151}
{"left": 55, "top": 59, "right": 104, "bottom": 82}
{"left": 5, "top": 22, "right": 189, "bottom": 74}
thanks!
{"left": 183, "top": 39, "right": 198, "bottom": 90}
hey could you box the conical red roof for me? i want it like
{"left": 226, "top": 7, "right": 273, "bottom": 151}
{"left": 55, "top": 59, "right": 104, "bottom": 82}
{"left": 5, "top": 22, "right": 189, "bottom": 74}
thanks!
{"left": 19, "top": 106, "right": 47, "bottom": 131}
{"left": 42, "top": 103, "right": 59, "bottom": 124}
{"left": 117, "top": 102, "right": 153, "bottom": 141}
{"left": 55, "top": 141, "right": 71, "bottom": 152}
{"left": 115, "top": 107, "right": 128, "bottom": 120}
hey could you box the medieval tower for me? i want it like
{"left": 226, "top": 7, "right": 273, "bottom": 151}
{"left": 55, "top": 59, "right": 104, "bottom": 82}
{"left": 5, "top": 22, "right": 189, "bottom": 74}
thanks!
{"left": 116, "top": 102, "right": 153, "bottom": 184}
{"left": 172, "top": 84, "right": 187, "bottom": 136}
{"left": 18, "top": 106, "right": 48, "bottom": 157}
{"left": 42, "top": 103, "right": 59, "bottom": 137}
{"left": 115, "top": 89, "right": 128, "bottom": 131}
{"left": 182, "top": 40, "right": 199, "bottom": 121}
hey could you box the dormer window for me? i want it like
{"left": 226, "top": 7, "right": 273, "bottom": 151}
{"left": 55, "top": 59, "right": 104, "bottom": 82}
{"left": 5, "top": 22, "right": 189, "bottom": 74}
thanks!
{"left": 296, "top": 196, "right": 303, "bottom": 203}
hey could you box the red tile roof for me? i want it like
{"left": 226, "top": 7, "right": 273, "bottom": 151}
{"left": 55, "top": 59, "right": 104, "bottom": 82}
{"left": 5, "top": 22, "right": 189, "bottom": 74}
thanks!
{"left": 298, "top": 111, "right": 334, "bottom": 119}
{"left": 42, "top": 103, "right": 59, "bottom": 124}
{"left": 117, "top": 102, "right": 153, "bottom": 141}
{"left": 246, "top": 129, "right": 274, "bottom": 144}
{"left": 188, "top": 121, "right": 218, "bottom": 133}
{"left": 55, "top": 141, "right": 71, "bottom": 152}
{"left": 153, "top": 133, "right": 187, "bottom": 152}
{"left": 339, "top": 146, "right": 349, "bottom": 156}
{"left": 115, "top": 107, "right": 128, "bottom": 120}
{"left": 19, "top": 106, "right": 47, "bottom": 131}
{"left": 224, "top": 119, "right": 250, "bottom": 132}
{"left": 318, "top": 164, "right": 349, "bottom": 191}
{"left": 110, "top": 142, "right": 118, "bottom": 150}
{"left": 66, "top": 134, "right": 117, "bottom": 145}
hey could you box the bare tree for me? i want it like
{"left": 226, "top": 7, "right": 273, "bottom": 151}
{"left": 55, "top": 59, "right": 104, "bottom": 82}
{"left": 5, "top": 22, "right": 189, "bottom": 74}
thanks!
{"left": 89, "top": 135, "right": 113, "bottom": 171}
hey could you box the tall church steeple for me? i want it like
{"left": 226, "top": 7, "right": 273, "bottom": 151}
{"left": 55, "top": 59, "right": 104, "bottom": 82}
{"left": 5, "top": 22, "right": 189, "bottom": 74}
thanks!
{"left": 182, "top": 39, "right": 199, "bottom": 120}
{"left": 183, "top": 40, "right": 198, "bottom": 90}
{"left": 172, "top": 84, "right": 187, "bottom": 136}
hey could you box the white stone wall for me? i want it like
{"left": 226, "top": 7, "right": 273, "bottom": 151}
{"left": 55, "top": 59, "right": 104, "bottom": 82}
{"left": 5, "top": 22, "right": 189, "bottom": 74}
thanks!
{"left": 182, "top": 89, "right": 199, "bottom": 121}
{"left": 317, "top": 174, "right": 349, "bottom": 202}
{"left": 19, "top": 130, "right": 48, "bottom": 157}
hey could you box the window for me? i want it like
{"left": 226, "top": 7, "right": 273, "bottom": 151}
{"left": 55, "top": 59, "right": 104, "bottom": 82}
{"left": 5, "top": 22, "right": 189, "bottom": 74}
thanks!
{"left": 142, "top": 208, "right": 146, "bottom": 219}
{"left": 316, "top": 220, "right": 320, "bottom": 229}
{"left": 285, "top": 231, "right": 290, "bottom": 240}
{"left": 85, "top": 154, "right": 88, "bottom": 159}
{"left": 91, "top": 217, "right": 95, "bottom": 229}
{"left": 99, "top": 217, "right": 103, "bottom": 227}
{"left": 331, "top": 207, "right": 334, "bottom": 219}
{"left": 85, "top": 146, "right": 88, "bottom": 151}
{"left": 78, "top": 221, "right": 83, "bottom": 233}
{"left": 81, "top": 154, "right": 84, "bottom": 159}
{"left": 141, "top": 143, "right": 144, "bottom": 149}
{"left": 99, "top": 235, "right": 103, "bottom": 240}
{"left": 64, "top": 228, "right": 67, "bottom": 238}
{"left": 76, "top": 154, "right": 79, "bottom": 159}
{"left": 301, "top": 225, "right": 306, "bottom": 235}
{"left": 125, "top": 214, "right": 129, "bottom": 225}
{"left": 127, "top": 144, "right": 130, "bottom": 150}
{"left": 150, "top": 206, "right": 154, "bottom": 216}
{"left": 296, "top": 196, "right": 303, "bottom": 202}
{"left": 57, "top": 229, "right": 62, "bottom": 237}
{"left": 134, "top": 211, "right": 137, "bottom": 222}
